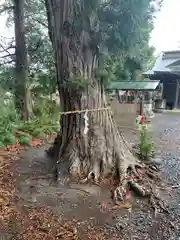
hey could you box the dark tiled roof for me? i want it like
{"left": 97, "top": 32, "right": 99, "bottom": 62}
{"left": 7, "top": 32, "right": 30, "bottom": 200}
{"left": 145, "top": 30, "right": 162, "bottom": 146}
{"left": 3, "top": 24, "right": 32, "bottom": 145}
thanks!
{"left": 107, "top": 81, "right": 160, "bottom": 90}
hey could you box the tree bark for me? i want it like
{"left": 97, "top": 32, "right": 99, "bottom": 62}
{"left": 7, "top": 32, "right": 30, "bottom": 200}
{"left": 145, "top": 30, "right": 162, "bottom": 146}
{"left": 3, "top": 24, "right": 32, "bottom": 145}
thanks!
{"left": 45, "top": 0, "right": 138, "bottom": 193}
{"left": 14, "top": 0, "right": 33, "bottom": 120}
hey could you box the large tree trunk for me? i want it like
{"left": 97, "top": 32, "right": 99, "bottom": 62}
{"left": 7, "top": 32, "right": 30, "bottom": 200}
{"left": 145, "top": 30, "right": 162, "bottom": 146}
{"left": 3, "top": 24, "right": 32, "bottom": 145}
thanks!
{"left": 14, "top": 0, "right": 33, "bottom": 120}
{"left": 45, "top": 0, "right": 139, "bottom": 197}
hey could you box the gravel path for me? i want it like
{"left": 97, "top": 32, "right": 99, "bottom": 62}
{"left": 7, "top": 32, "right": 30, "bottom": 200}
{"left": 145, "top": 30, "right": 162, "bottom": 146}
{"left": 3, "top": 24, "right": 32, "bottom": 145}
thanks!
{"left": 152, "top": 113, "right": 180, "bottom": 239}
{"left": 118, "top": 113, "right": 180, "bottom": 240}
{"left": 14, "top": 113, "right": 180, "bottom": 239}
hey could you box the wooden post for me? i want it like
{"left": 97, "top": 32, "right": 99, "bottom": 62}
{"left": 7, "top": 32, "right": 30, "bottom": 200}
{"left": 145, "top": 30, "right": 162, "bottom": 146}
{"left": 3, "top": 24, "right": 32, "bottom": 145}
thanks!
{"left": 125, "top": 90, "right": 128, "bottom": 103}
{"left": 140, "top": 93, "right": 144, "bottom": 115}
{"left": 174, "top": 80, "right": 179, "bottom": 109}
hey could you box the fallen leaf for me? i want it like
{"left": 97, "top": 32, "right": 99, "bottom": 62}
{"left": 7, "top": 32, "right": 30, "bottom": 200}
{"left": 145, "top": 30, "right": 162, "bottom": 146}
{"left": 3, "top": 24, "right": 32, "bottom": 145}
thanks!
{"left": 112, "top": 203, "right": 132, "bottom": 210}
{"left": 30, "top": 139, "right": 42, "bottom": 147}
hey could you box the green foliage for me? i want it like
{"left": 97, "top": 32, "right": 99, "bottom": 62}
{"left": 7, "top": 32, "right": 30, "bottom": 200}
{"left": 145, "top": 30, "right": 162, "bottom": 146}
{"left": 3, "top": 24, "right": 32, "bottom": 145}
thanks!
{"left": 0, "top": 132, "right": 16, "bottom": 147}
{"left": 19, "top": 134, "right": 30, "bottom": 146}
{"left": 0, "top": 0, "right": 55, "bottom": 97}
{"left": 0, "top": 94, "right": 59, "bottom": 147}
{"left": 33, "top": 97, "right": 59, "bottom": 119}
{"left": 0, "top": 0, "right": 159, "bottom": 95}
{"left": 0, "top": 66, "right": 15, "bottom": 92}
{"left": 31, "top": 72, "right": 56, "bottom": 97}
{"left": 92, "top": 0, "right": 157, "bottom": 83}
{"left": 24, "top": 0, "right": 56, "bottom": 96}
{"left": 16, "top": 98, "right": 59, "bottom": 138}
{"left": 138, "top": 126, "right": 155, "bottom": 161}
{"left": 0, "top": 95, "right": 19, "bottom": 147}
{"left": 16, "top": 119, "right": 58, "bottom": 138}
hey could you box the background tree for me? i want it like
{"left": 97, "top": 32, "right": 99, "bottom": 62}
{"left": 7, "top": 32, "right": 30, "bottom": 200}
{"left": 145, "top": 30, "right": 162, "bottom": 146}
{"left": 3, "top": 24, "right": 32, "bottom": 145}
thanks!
{"left": 13, "top": 0, "right": 32, "bottom": 120}
{"left": 0, "top": 0, "right": 156, "bottom": 101}
{"left": 45, "top": 0, "right": 161, "bottom": 200}
{"left": 0, "top": 0, "right": 56, "bottom": 107}
{"left": 25, "top": 0, "right": 56, "bottom": 98}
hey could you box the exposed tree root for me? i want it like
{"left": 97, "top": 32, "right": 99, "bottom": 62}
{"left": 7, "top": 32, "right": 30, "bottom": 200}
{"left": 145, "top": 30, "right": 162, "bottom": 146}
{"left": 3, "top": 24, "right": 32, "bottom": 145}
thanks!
{"left": 129, "top": 180, "right": 147, "bottom": 196}
{"left": 111, "top": 174, "right": 150, "bottom": 204}
{"left": 46, "top": 106, "right": 162, "bottom": 209}
{"left": 80, "top": 171, "right": 99, "bottom": 184}
{"left": 112, "top": 180, "right": 128, "bottom": 204}
{"left": 148, "top": 164, "right": 160, "bottom": 172}
{"left": 48, "top": 132, "right": 162, "bottom": 207}
{"left": 110, "top": 159, "right": 163, "bottom": 205}
{"left": 146, "top": 171, "right": 159, "bottom": 180}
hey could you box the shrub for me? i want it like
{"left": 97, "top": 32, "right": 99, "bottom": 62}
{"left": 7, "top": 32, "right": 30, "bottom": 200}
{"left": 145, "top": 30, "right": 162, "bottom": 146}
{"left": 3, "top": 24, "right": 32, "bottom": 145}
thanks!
{"left": 0, "top": 96, "right": 19, "bottom": 147}
{"left": 19, "top": 134, "right": 30, "bottom": 146}
{"left": 138, "top": 126, "right": 155, "bottom": 161}
{"left": 0, "top": 95, "right": 59, "bottom": 147}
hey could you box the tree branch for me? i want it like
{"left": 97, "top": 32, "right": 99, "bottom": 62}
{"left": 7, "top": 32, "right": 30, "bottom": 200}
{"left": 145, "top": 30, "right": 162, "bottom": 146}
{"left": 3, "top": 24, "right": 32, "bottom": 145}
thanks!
{"left": 0, "top": 40, "right": 15, "bottom": 58}
{"left": 28, "top": 39, "right": 42, "bottom": 55}
{"left": 26, "top": 15, "right": 48, "bottom": 28}
{"left": 1, "top": 53, "right": 16, "bottom": 59}
{"left": 32, "top": 17, "right": 48, "bottom": 28}
{"left": 0, "top": 45, "right": 15, "bottom": 53}
{"left": 0, "top": 5, "right": 14, "bottom": 14}
{"left": 101, "top": 0, "right": 111, "bottom": 10}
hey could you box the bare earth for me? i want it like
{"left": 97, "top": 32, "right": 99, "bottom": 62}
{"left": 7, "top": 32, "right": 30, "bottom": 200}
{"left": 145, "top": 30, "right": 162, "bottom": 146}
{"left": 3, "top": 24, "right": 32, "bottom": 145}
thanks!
{"left": 12, "top": 113, "right": 180, "bottom": 239}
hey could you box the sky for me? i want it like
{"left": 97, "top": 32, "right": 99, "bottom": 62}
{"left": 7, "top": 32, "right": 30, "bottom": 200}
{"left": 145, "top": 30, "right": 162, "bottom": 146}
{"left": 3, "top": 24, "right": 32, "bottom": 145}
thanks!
{"left": 150, "top": 0, "right": 180, "bottom": 53}
{"left": 0, "top": 0, "right": 180, "bottom": 54}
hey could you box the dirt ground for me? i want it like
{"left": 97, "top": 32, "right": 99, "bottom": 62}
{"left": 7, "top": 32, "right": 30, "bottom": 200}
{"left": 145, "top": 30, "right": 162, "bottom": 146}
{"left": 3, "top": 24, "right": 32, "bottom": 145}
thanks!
{"left": 8, "top": 113, "right": 180, "bottom": 239}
